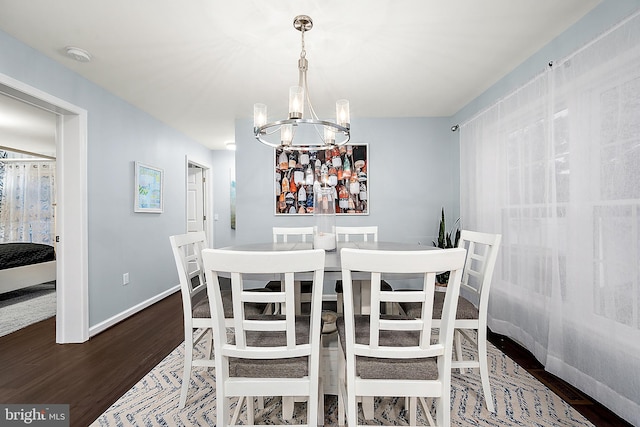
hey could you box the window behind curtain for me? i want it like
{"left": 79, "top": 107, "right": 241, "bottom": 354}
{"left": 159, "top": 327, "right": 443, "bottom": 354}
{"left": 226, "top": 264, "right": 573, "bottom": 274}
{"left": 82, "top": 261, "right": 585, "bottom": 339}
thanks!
{"left": 0, "top": 150, "right": 56, "bottom": 244}
{"left": 460, "top": 11, "right": 640, "bottom": 425}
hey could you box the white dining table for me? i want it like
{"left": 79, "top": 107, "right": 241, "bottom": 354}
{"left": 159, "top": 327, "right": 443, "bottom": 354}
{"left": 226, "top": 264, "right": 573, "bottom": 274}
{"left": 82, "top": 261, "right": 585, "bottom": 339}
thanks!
{"left": 220, "top": 241, "right": 436, "bottom": 314}
{"left": 221, "top": 240, "right": 432, "bottom": 268}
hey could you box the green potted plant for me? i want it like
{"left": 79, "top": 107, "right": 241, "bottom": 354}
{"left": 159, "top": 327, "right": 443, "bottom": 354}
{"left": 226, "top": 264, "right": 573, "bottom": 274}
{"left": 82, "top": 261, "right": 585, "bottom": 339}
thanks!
{"left": 433, "top": 207, "right": 461, "bottom": 285}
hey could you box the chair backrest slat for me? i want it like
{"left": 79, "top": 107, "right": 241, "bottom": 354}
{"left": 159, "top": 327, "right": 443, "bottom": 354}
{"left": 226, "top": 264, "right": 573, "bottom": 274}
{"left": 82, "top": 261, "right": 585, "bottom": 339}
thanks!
{"left": 336, "top": 226, "right": 378, "bottom": 242}
{"left": 273, "top": 226, "right": 314, "bottom": 243}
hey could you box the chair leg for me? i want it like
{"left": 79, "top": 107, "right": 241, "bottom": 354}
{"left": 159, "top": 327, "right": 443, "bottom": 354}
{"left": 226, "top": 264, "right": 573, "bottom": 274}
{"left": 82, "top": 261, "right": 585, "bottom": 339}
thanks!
{"left": 419, "top": 397, "right": 436, "bottom": 427}
{"left": 337, "top": 345, "right": 346, "bottom": 427}
{"left": 338, "top": 391, "right": 345, "bottom": 427}
{"left": 436, "top": 393, "right": 450, "bottom": 427}
{"left": 282, "top": 396, "right": 295, "bottom": 420}
{"left": 454, "top": 329, "right": 465, "bottom": 374}
{"left": 246, "top": 396, "right": 255, "bottom": 425}
{"left": 218, "top": 395, "right": 230, "bottom": 427}
{"left": 362, "top": 396, "right": 374, "bottom": 420}
{"left": 477, "top": 327, "right": 495, "bottom": 412}
{"left": 317, "top": 380, "right": 324, "bottom": 427}
{"left": 294, "top": 280, "right": 303, "bottom": 315}
{"left": 230, "top": 397, "right": 244, "bottom": 425}
{"left": 385, "top": 301, "right": 395, "bottom": 315}
{"left": 179, "top": 331, "right": 194, "bottom": 409}
{"left": 408, "top": 396, "right": 417, "bottom": 426}
{"left": 347, "top": 389, "right": 358, "bottom": 427}
{"left": 205, "top": 329, "right": 214, "bottom": 360}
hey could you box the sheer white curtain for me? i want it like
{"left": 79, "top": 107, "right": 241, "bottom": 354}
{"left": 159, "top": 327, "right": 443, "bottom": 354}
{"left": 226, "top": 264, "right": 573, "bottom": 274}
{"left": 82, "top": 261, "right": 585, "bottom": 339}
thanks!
{"left": 460, "top": 11, "right": 640, "bottom": 425}
{"left": 0, "top": 160, "right": 56, "bottom": 244}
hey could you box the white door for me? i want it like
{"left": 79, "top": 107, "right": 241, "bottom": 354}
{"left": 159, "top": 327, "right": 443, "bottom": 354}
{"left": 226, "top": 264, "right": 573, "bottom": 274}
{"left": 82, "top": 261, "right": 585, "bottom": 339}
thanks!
{"left": 187, "top": 164, "right": 205, "bottom": 233}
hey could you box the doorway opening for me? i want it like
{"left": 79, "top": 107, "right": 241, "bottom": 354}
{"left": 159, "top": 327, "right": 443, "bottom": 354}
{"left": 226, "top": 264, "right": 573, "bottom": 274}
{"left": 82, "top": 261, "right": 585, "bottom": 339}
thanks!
{"left": 186, "top": 158, "right": 210, "bottom": 241}
{"left": 0, "top": 73, "right": 88, "bottom": 343}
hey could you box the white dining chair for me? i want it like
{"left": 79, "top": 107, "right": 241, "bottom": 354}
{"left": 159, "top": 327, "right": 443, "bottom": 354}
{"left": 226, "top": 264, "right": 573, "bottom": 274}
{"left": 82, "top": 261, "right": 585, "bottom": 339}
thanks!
{"left": 337, "top": 247, "right": 467, "bottom": 426}
{"left": 266, "top": 226, "right": 315, "bottom": 314}
{"left": 169, "top": 232, "right": 269, "bottom": 410}
{"left": 334, "top": 226, "right": 395, "bottom": 314}
{"left": 269, "top": 226, "right": 340, "bottom": 399}
{"left": 202, "top": 247, "right": 325, "bottom": 427}
{"left": 400, "top": 230, "right": 501, "bottom": 412}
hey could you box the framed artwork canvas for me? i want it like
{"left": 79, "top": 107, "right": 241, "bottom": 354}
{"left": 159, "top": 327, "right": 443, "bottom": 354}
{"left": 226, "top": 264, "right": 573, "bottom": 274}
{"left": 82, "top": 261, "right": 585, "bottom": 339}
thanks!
{"left": 275, "top": 144, "right": 368, "bottom": 215}
{"left": 135, "top": 161, "right": 164, "bottom": 213}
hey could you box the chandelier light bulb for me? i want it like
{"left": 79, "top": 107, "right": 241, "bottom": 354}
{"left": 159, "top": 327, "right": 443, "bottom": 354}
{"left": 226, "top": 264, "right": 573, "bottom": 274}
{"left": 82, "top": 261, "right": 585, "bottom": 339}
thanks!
{"left": 289, "top": 86, "right": 304, "bottom": 119}
{"left": 254, "top": 103, "right": 267, "bottom": 128}
{"left": 336, "top": 99, "right": 350, "bottom": 127}
{"left": 324, "top": 126, "right": 336, "bottom": 145}
{"left": 281, "top": 124, "right": 293, "bottom": 146}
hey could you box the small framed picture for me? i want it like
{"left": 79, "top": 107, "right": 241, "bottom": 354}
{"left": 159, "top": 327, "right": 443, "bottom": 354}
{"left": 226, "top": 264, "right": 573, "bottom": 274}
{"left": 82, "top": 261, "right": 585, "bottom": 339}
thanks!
{"left": 134, "top": 161, "right": 164, "bottom": 213}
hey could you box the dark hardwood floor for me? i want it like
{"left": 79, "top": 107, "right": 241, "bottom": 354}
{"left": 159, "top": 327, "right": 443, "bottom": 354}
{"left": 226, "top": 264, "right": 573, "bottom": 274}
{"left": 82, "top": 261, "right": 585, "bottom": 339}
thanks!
{"left": 0, "top": 292, "right": 183, "bottom": 427}
{"left": 0, "top": 292, "right": 631, "bottom": 427}
{"left": 488, "top": 330, "right": 632, "bottom": 427}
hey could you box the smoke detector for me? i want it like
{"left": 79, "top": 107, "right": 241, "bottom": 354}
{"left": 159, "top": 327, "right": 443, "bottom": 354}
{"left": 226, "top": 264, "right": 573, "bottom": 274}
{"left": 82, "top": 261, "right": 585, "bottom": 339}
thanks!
{"left": 65, "top": 46, "right": 92, "bottom": 63}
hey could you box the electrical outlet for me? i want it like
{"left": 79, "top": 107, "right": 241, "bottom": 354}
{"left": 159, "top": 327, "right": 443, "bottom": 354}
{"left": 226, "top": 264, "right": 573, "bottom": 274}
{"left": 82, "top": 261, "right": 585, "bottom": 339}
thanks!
{"left": 123, "top": 273, "right": 130, "bottom": 285}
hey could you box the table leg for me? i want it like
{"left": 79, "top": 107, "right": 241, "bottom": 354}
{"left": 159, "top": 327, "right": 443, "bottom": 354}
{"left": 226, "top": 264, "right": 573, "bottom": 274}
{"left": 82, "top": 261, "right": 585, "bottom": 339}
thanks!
{"left": 360, "top": 281, "right": 371, "bottom": 315}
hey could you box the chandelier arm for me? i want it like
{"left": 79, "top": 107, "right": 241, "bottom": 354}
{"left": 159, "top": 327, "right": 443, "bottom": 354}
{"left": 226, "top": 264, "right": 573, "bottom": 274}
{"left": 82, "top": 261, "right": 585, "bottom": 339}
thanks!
{"left": 263, "top": 125, "right": 282, "bottom": 136}
{"left": 303, "top": 71, "right": 320, "bottom": 121}
{"left": 312, "top": 121, "right": 326, "bottom": 143}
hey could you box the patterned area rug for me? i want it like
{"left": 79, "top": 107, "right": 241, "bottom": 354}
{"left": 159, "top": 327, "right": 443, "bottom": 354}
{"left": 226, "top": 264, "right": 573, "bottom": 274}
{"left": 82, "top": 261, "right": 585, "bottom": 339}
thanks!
{"left": 92, "top": 332, "right": 593, "bottom": 426}
{"left": 0, "top": 282, "right": 56, "bottom": 337}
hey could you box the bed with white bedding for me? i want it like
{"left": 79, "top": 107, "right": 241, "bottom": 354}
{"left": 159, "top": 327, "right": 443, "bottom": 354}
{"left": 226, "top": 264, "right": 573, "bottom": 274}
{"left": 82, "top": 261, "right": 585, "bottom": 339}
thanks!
{"left": 0, "top": 243, "right": 56, "bottom": 294}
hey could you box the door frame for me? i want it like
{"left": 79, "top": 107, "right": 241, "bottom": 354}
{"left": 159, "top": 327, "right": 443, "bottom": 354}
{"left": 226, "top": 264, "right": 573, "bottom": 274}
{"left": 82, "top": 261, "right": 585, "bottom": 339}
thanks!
{"left": 0, "top": 73, "right": 89, "bottom": 343}
{"left": 185, "top": 156, "right": 212, "bottom": 242}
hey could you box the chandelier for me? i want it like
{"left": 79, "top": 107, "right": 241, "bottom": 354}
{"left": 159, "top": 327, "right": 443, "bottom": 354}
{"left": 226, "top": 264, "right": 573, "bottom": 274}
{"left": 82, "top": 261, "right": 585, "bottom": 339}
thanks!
{"left": 253, "top": 15, "right": 350, "bottom": 151}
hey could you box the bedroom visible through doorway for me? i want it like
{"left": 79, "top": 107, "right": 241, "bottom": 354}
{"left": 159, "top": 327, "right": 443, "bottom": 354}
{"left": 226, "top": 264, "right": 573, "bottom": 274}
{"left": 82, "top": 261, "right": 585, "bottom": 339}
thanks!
{"left": 0, "top": 93, "right": 57, "bottom": 336}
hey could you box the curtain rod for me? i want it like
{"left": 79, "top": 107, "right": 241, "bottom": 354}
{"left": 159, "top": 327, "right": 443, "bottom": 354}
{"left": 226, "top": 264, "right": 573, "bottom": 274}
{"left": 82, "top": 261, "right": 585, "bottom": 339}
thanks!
{"left": 0, "top": 145, "right": 56, "bottom": 161}
{"left": 0, "top": 158, "right": 56, "bottom": 163}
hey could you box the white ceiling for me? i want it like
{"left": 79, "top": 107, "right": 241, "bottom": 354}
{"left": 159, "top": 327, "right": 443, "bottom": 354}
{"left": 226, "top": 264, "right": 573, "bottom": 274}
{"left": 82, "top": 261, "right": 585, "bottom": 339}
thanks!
{"left": 0, "top": 93, "right": 57, "bottom": 157}
{"left": 0, "top": 0, "right": 601, "bottom": 151}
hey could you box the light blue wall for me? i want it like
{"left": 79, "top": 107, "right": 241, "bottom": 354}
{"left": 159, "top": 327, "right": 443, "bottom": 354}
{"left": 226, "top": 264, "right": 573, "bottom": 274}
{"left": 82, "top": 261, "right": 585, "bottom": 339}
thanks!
{"left": 233, "top": 116, "right": 459, "bottom": 248}
{"left": 210, "top": 150, "right": 236, "bottom": 249}
{"left": 0, "top": 30, "right": 214, "bottom": 327}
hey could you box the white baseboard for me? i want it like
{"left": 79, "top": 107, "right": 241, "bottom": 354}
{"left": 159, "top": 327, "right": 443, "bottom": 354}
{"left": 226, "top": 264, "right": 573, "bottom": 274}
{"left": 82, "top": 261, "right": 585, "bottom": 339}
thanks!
{"left": 89, "top": 285, "right": 180, "bottom": 337}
